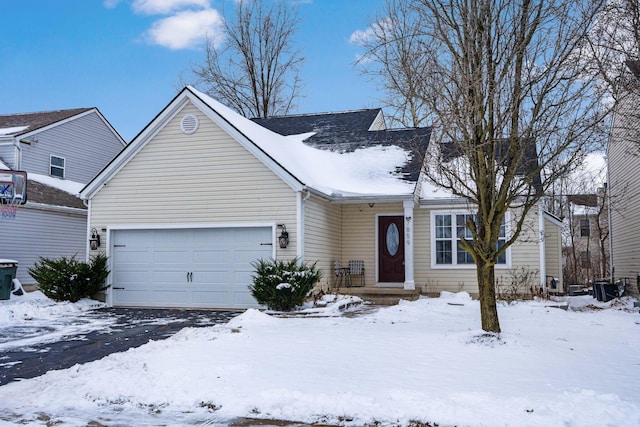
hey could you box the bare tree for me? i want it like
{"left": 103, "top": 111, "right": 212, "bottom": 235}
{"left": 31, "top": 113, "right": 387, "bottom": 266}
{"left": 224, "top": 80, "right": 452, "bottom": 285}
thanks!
{"left": 586, "top": 0, "right": 640, "bottom": 92}
{"left": 353, "top": 0, "right": 432, "bottom": 127}
{"left": 191, "top": 0, "right": 304, "bottom": 118}
{"left": 361, "top": 0, "right": 609, "bottom": 332}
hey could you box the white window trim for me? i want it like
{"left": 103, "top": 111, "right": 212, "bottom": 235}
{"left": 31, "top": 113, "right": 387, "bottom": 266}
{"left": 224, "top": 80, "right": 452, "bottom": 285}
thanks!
{"left": 50, "top": 155, "right": 66, "bottom": 178}
{"left": 429, "top": 209, "right": 512, "bottom": 269}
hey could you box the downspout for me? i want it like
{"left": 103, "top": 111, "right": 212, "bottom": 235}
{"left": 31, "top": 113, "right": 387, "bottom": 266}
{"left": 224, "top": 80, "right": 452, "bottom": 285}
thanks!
{"left": 539, "top": 202, "right": 546, "bottom": 291}
{"left": 296, "top": 190, "right": 311, "bottom": 263}
{"left": 13, "top": 138, "right": 23, "bottom": 170}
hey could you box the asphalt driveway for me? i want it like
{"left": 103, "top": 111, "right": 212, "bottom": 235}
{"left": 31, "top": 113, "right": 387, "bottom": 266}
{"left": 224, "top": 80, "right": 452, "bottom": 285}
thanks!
{"left": 0, "top": 307, "right": 240, "bottom": 386}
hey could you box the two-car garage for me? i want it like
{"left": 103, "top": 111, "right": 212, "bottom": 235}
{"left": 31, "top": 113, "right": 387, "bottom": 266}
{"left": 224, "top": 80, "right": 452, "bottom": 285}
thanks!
{"left": 109, "top": 226, "right": 274, "bottom": 309}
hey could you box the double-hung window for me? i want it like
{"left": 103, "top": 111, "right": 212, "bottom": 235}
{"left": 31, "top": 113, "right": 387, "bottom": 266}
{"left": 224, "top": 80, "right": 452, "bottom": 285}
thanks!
{"left": 431, "top": 211, "right": 509, "bottom": 268}
{"left": 579, "top": 218, "right": 590, "bottom": 237}
{"left": 50, "top": 155, "right": 65, "bottom": 178}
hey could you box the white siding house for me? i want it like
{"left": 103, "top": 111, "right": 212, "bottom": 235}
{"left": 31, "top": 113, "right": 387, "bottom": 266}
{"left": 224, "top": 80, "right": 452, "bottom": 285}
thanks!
{"left": 81, "top": 87, "right": 562, "bottom": 309}
{"left": 607, "top": 61, "right": 640, "bottom": 298}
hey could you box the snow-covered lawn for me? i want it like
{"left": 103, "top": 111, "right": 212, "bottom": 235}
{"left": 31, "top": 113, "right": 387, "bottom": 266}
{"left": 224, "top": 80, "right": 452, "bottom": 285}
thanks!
{"left": 0, "top": 291, "right": 639, "bottom": 426}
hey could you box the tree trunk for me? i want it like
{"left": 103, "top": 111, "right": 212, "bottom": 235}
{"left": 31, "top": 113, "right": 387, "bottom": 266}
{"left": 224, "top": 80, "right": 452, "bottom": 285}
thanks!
{"left": 477, "top": 261, "right": 501, "bottom": 333}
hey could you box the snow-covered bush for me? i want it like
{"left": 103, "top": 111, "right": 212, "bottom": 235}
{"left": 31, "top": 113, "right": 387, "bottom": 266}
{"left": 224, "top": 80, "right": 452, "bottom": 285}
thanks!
{"left": 28, "top": 254, "right": 109, "bottom": 302}
{"left": 249, "top": 258, "right": 321, "bottom": 311}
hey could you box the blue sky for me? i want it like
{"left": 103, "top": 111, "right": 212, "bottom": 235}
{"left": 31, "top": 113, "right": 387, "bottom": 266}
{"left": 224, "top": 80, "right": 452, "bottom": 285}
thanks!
{"left": 0, "top": 0, "right": 386, "bottom": 141}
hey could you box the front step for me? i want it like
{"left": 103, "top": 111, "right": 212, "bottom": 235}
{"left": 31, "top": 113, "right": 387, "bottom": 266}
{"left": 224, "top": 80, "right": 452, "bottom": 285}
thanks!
{"left": 334, "top": 286, "right": 420, "bottom": 306}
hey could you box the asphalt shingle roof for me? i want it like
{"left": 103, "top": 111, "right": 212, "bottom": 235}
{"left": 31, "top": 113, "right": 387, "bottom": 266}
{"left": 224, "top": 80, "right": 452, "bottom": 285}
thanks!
{"left": 26, "top": 180, "right": 85, "bottom": 209}
{"left": 252, "top": 110, "right": 432, "bottom": 182}
{"left": 0, "top": 108, "right": 92, "bottom": 137}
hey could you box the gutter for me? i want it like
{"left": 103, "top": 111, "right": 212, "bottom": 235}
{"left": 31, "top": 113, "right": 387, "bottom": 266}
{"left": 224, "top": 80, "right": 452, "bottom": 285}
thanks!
{"left": 22, "top": 202, "right": 87, "bottom": 216}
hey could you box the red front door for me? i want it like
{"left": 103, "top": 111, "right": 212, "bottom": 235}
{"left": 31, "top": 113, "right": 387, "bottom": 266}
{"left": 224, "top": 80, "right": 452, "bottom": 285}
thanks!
{"left": 378, "top": 216, "right": 405, "bottom": 283}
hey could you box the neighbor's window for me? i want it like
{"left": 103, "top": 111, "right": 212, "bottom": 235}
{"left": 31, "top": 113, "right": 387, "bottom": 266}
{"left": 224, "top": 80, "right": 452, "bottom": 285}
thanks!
{"left": 580, "top": 251, "right": 591, "bottom": 268}
{"left": 432, "top": 212, "right": 508, "bottom": 267}
{"left": 579, "top": 218, "right": 590, "bottom": 237}
{"left": 50, "top": 155, "right": 65, "bottom": 178}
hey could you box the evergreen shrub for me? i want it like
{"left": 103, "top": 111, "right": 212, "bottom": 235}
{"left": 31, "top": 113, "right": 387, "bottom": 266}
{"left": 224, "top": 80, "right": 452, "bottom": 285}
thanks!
{"left": 29, "top": 254, "right": 109, "bottom": 302}
{"left": 249, "top": 258, "right": 321, "bottom": 311}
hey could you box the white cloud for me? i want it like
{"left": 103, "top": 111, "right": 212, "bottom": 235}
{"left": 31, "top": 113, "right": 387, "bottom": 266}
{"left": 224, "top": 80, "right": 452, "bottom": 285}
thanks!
{"left": 132, "top": 0, "right": 210, "bottom": 15}
{"left": 144, "top": 8, "right": 224, "bottom": 50}
{"left": 349, "top": 17, "right": 393, "bottom": 47}
{"left": 103, "top": 0, "right": 123, "bottom": 8}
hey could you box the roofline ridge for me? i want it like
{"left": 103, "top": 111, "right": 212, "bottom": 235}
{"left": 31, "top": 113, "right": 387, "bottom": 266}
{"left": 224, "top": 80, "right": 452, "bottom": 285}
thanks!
{"left": 0, "top": 107, "right": 94, "bottom": 118}
{"left": 254, "top": 107, "right": 382, "bottom": 119}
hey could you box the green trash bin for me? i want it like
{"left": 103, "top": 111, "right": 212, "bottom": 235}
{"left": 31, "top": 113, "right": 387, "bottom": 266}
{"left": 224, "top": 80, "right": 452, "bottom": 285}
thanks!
{"left": 0, "top": 260, "right": 18, "bottom": 300}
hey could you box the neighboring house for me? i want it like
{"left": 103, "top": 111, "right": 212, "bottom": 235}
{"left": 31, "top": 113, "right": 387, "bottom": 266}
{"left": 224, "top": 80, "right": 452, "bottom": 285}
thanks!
{"left": 80, "top": 86, "right": 562, "bottom": 309}
{"left": 607, "top": 60, "right": 640, "bottom": 298}
{"left": 0, "top": 108, "right": 126, "bottom": 285}
{"left": 563, "top": 192, "right": 609, "bottom": 288}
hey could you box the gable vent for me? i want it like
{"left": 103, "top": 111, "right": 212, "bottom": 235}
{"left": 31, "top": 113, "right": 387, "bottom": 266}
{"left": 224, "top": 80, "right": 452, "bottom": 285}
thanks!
{"left": 180, "top": 114, "right": 199, "bottom": 135}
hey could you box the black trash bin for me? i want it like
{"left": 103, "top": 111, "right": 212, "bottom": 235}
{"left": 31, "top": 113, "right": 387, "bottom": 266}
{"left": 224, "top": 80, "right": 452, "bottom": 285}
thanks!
{"left": 592, "top": 282, "right": 602, "bottom": 301}
{"left": 593, "top": 280, "right": 608, "bottom": 302}
{"left": 0, "top": 260, "right": 18, "bottom": 300}
{"left": 601, "top": 283, "right": 618, "bottom": 302}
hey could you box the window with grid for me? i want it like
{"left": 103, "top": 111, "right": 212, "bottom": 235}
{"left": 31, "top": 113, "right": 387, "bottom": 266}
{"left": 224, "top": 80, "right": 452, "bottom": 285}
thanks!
{"left": 433, "top": 212, "right": 508, "bottom": 266}
{"left": 579, "top": 218, "right": 590, "bottom": 237}
{"left": 50, "top": 155, "right": 65, "bottom": 178}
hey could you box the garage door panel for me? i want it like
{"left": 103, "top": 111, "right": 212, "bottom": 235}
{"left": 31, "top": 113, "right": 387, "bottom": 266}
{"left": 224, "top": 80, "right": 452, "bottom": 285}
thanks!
{"left": 234, "top": 290, "right": 258, "bottom": 305}
{"left": 113, "top": 269, "right": 151, "bottom": 283}
{"left": 151, "top": 270, "right": 190, "bottom": 284}
{"left": 235, "top": 248, "right": 270, "bottom": 263}
{"left": 193, "top": 270, "right": 232, "bottom": 284}
{"left": 113, "top": 250, "right": 153, "bottom": 264}
{"left": 111, "top": 227, "right": 271, "bottom": 309}
{"left": 153, "top": 290, "right": 190, "bottom": 305}
{"left": 114, "top": 290, "right": 151, "bottom": 305}
{"left": 193, "top": 250, "right": 230, "bottom": 264}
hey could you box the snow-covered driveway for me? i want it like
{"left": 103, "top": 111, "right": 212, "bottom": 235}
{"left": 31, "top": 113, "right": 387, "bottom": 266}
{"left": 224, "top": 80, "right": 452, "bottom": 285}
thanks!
{"left": 0, "top": 292, "right": 239, "bottom": 386}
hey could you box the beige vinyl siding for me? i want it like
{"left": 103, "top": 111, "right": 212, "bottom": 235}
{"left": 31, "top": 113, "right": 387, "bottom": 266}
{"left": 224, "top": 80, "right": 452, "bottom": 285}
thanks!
{"left": 608, "top": 90, "right": 640, "bottom": 295}
{"left": 89, "top": 102, "right": 298, "bottom": 260}
{"left": 415, "top": 206, "right": 542, "bottom": 297}
{"left": 341, "top": 202, "right": 404, "bottom": 286}
{"left": 303, "top": 195, "right": 342, "bottom": 289}
{"left": 544, "top": 217, "right": 562, "bottom": 287}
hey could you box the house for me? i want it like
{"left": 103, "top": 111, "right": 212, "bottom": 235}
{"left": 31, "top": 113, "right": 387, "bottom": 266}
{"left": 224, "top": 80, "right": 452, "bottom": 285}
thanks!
{"left": 607, "top": 60, "right": 640, "bottom": 298}
{"left": 0, "top": 108, "right": 126, "bottom": 285}
{"left": 80, "top": 86, "right": 562, "bottom": 309}
{"left": 563, "top": 192, "right": 609, "bottom": 289}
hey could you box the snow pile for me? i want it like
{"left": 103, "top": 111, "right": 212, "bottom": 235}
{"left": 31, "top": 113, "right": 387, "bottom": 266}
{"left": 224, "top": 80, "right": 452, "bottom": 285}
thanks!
{"left": 0, "top": 291, "right": 103, "bottom": 326}
{"left": 0, "top": 293, "right": 638, "bottom": 426}
{"left": 0, "top": 291, "right": 110, "bottom": 352}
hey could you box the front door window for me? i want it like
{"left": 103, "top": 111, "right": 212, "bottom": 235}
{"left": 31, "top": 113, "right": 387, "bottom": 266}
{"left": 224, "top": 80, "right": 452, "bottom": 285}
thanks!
{"left": 386, "top": 223, "right": 400, "bottom": 256}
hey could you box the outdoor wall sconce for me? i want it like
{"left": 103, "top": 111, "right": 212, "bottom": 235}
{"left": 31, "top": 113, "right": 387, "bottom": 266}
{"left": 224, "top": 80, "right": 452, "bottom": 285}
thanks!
{"left": 89, "top": 228, "right": 101, "bottom": 250}
{"left": 278, "top": 224, "right": 289, "bottom": 249}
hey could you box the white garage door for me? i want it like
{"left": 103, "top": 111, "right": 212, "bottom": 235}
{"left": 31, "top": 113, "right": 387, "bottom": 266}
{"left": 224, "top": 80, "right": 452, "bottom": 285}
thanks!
{"left": 110, "top": 227, "right": 273, "bottom": 309}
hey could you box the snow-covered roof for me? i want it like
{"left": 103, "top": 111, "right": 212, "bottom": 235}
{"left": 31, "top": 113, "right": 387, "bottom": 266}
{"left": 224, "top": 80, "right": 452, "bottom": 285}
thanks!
{"left": 28, "top": 173, "right": 85, "bottom": 196}
{"left": 0, "top": 126, "right": 29, "bottom": 136}
{"left": 189, "top": 87, "right": 423, "bottom": 198}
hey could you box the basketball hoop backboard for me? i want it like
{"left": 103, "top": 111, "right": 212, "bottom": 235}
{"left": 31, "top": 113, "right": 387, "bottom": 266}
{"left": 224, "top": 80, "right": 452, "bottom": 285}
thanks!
{"left": 0, "top": 171, "right": 27, "bottom": 204}
{"left": 0, "top": 171, "right": 27, "bottom": 219}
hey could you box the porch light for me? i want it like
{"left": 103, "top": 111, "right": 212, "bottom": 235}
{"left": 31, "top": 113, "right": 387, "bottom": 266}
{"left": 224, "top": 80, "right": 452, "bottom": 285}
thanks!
{"left": 278, "top": 224, "right": 289, "bottom": 249}
{"left": 89, "top": 228, "right": 101, "bottom": 250}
